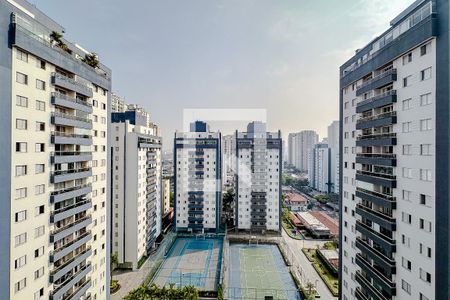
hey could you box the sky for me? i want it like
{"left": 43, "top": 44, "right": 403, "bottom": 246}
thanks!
{"left": 33, "top": 0, "right": 414, "bottom": 150}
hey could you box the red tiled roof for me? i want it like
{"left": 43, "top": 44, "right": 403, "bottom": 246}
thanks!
{"left": 310, "top": 211, "right": 339, "bottom": 236}
{"left": 289, "top": 212, "right": 303, "bottom": 226}
{"left": 285, "top": 192, "right": 308, "bottom": 203}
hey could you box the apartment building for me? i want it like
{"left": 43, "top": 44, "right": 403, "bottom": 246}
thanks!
{"left": 222, "top": 134, "right": 236, "bottom": 183}
{"left": 235, "top": 122, "right": 282, "bottom": 233}
{"left": 174, "top": 121, "right": 222, "bottom": 233}
{"left": 287, "top": 130, "right": 318, "bottom": 172}
{"left": 111, "top": 104, "right": 162, "bottom": 270}
{"left": 111, "top": 93, "right": 126, "bottom": 113}
{"left": 162, "top": 176, "right": 171, "bottom": 216}
{"left": 308, "top": 143, "right": 331, "bottom": 193}
{"left": 0, "top": 1, "right": 112, "bottom": 299}
{"left": 328, "top": 120, "right": 340, "bottom": 193}
{"left": 339, "top": 1, "right": 448, "bottom": 299}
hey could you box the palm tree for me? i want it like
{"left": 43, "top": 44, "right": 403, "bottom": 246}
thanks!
{"left": 305, "top": 281, "right": 315, "bottom": 300}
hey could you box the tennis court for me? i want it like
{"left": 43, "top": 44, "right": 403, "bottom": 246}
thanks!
{"left": 228, "top": 244, "right": 301, "bottom": 300}
{"left": 152, "top": 237, "right": 223, "bottom": 291}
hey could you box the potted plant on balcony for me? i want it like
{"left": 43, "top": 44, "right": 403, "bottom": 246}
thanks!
{"left": 82, "top": 52, "right": 100, "bottom": 68}
{"left": 50, "top": 31, "right": 73, "bottom": 54}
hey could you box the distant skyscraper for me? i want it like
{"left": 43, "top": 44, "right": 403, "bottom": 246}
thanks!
{"left": 308, "top": 143, "right": 331, "bottom": 193}
{"left": 112, "top": 92, "right": 126, "bottom": 112}
{"left": 288, "top": 130, "right": 319, "bottom": 171}
{"left": 0, "top": 1, "right": 111, "bottom": 298}
{"left": 340, "top": 1, "right": 446, "bottom": 299}
{"left": 235, "top": 122, "right": 282, "bottom": 233}
{"left": 222, "top": 134, "right": 236, "bottom": 180}
{"left": 174, "top": 121, "right": 222, "bottom": 233}
{"left": 328, "top": 120, "right": 340, "bottom": 193}
{"left": 111, "top": 104, "right": 162, "bottom": 270}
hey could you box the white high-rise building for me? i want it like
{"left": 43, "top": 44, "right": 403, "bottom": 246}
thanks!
{"left": 339, "top": 1, "right": 447, "bottom": 299}
{"left": 174, "top": 121, "right": 222, "bottom": 233}
{"left": 328, "top": 120, "right": 340, "bottom": 193}
{"left": 308, "top": 143, "right": 331, "bottom": 193}
{"left": 111, "top": 103, "right": 162, "bottom": 270}
{"left": 0, "top": 1, "right": 111, "bottom": 299}
{"left": 287, "top": 130, "right": 318, "bottom": 171}
{"left": 222, "top": 134, "right": 236, "bottom": 180}
{"left": 235, "top": 122, "right": 282, "bottom": 233}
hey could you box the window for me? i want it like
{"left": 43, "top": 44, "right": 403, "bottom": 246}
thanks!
{"left": 420, "top": 169, "right": 432, "bottom": 181}
{"left": 419, "top": 243, "right": 432, "bottom": 258}
{"left": 34, "top": 288, "right": 44, "bottom": 300}
{"left": 15, "top": 165, "right": 27, "bottom": 176}
{"left": 35, "top": 205, "right": 44, "bottom": 216}
{"left": 420, "top": 293, "right": 430, "bottom": 300}
{"left": 37, "top": 59, "right": 46, "bottom": 69}
{"left": 102, "top": 103, "right": 106, "bottom": 110}
{"left": 420, "top": 194, "right": 431, "bottom": 206}
{"left": 402, "top": 144, "right": 412, "bottom": 155}
{"left": 402, "top": 167, "right": 413, "bottom": 179}
{"left": 420, "top": 93, "right": 432, "bottom": 106}
{"left": 420, "top": 43, "right": 430, "bottom": 56}
{"left": 420, "top": 218, "right": 432, "bottom": 232}
{"left": 16, "top": 119, "right": 27, "bottom": 130}
{"left": 402, "top": 212, "right": 412, "bottom": 224}
{"left": 401, "top": 279, "right": 411, "bottom": 294}
{"left": 101, "top": 117, "right": 106, "bottom": 124}
{"left": 14, "top": 278, "right": 26, "bottom": 292}
{"left": 15, "top": 233, "right": 27, "bottom": 246}
{"left": 34, "top": 226, "right": 45, "bottom": 238}
{"left": 402, "top": 122, "right": 411, "bottom": 133}
{"left": 421, "top": 144, "right": 432, "bottom": 155}
{"left": 16, "top": 49, "right": 28, "bottom": 62}
{"left": 35, "top": 184, "right": 45, "bottom": 195}
{"left": 36, "top": 79, "right": 45, "bottom": 90}
{"left": 402, "top": 234, "right": 411, "bottom": 247}
{"left": 16, "top": 72, "right": 28, "bottom": 84}
{"left": 402, "top": 52, "right": 412, "bottom": 64}
{"left": 402, "top": 257, "right": 412, "bottom": 270}
{"left": 15, "top": 255, "right": 27, "bottom": 269}
{"left": 15, "top": 188, "right": 27, "bottom": 199}
{"left": 16, "top": 142, "right": 27, "bottom": 152}
{"left": 402, "top": 98, "right": 412, "bottom": 110}
{"left": 35, "top": 122, "right": 45, "bottom": 131}
{"left": 34, "top": 246, "right": 44, "bottom": 258}
{"left": 35, "top": 164, "right": 45, "bottom": 174}
{"left": 420, "top": 118, "right": 432, "bottom": 131}
{"left": 93, "top": 100, "right": 98, "bottom": 107}
{"left": 421, "top": 67, "right": 432, "bottom": 81}
{"left": 403, "top": 76, "right": 411, "bottom": 87}
{"left": 35, "top": 143, "right": 45, "bottom": 152}
{"left": 34, "top": 267, "right": 44, "bottom": 280}
{"left": 35, "top": 100, "right": 45, "bottom": 111}
{"left": 402, "top": 190, "right": 412, "bottom": 201}
{"left": 420, "top": 268, "right": 432, "bottom": 283}
{"left": 16, "top": 95, "right": 28, "bottom": 107}
{"left": 15, "top": 210, "right": 27, "bottom": 222}
{"left": 93, "top": 115, "right": 98, "bottom": 122}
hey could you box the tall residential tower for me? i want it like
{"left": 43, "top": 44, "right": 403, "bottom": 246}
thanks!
{"left": 339, "top": 1, "right": 449, "bottom": 299}
{"left": 287, "top": 130, "right": 318, "bottom": 172}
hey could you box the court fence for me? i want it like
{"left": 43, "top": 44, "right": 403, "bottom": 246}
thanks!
{"left": 224, "top": 287, "right": 300, "bottom": 300}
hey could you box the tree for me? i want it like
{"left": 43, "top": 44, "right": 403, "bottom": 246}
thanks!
{"left": 83, "top": 52, "right": 100, "bottom": 68}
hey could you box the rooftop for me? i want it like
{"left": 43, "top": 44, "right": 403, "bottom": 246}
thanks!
{"left": 285, "top": 192, "right": 308, "bottom": 204}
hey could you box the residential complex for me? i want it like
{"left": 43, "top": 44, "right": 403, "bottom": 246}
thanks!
{"left": 162, "top": 176, "right": 171, "bottom": 216}
{"left": 328, "top": 120, "right": 340, "bottom": 193}
{"left": 288, "top": 130, "right": 319, "bottom": 172}
{"left": 222, "top": 134, "right": 236, "bottom": 181}
{"left": 174, "top": 121, "right": 222, "bottom": 233}
{"left": 308, "top": 143, "right": 331, "bottom": 193}
{"left": 235, "top": 122, "right": 282, "bottom": 233}
{"left": 111, "top": 103, "right": 162, "bottom": 270}
{"left": 0, "top": 0, "right": 111, "bottom": 299}
{"left": 340, "top": 1, "right": 446, "bottom": 299}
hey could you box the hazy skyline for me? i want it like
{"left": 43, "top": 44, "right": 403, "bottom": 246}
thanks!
{"left": 33, "top": 0, "right": 414, "bottom": 148}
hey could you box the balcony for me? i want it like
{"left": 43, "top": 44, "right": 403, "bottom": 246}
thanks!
{"left": 355, "top": 187, "right": 396, "bottom": 209}
{"left": 187, "top": 203, "right": 204, "bottom": 209}
{"left": 251, "top": 203, "right": 266, "bottom": 210}
{"left": 188, "top": 216, "right": 204, "bottom": 222}
{"left": 51, "top": 150, "right": 92, "bottom": 165}
{"left": 356, "top": 237, "right": 395, "bottom": 272}
{"left": 356, "top": 170, "right": 396, "bottom": 188}
{"left": 50, "top": 215, "right": 92, "bottom": 243}
{"left": 356, "top": 153, "right": 396, "bottom": 167}
{"left": 49, "top": 263, "right": 92, "bottom": 300}
{"left": 355, "top": 271, "right": 390, "bottom": 300}
{"left": 356, "top": 69, "right": 397, "bottom": 96}
{"left": 356, "top": 111, "right": 397, "bottom": 130}
{"left": 355, "top": 204, "right": 396, "bottom": 231}
{"left": 67, "top": 279, "right": 92, "bottom": 300}
{"left": 51, "top": 131, "right": 92, "bottom": 146}
{"left": 50, "top": 231, "right": 92, "bottom": 263}
{"left": 251, "top": 224, "right": 267, "bottom": 231}
{"left": 355, "top": 254, "right": 396, "bottom": 296}
{"left": 356, "top": 90, "right": 397, "bottom": 113}
{"left": 51, "top": 112, "right": 93, "bottom": 130}
{"left": 50, "top": 247, "right": 92, "bottom": 283}
{"left": 50, "top": 184, "right": 92, "bottom": 204}
{"left": 50, "top": 200, "right": 92, "bottom": 223}
{"left": 51, "top": 168, "right": 92, "bottom": 184}
{"left": 188, "top": 209, "right": 204, "bottom": 214}
{"left": 355, "top": 287, "right": 369, "bottom": 300}
{"left": 52, "top": 72, "right": 93, "bottom": 97}
{"left": 356, "top": 220, "right": 396, "bottom": 253}
{"left": 188, "top": 223, "right": 204, "bottom": 230}
{"left": 356, "top": 132, "right": 397, "bottom": 147}
{"left": 251, "top": 210, "right": 267, "bottom": 217}
{"left": 51, "top": 92, "right": 93, "bottom": 113}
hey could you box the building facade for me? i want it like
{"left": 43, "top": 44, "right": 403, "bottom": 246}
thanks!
{"left": 339, "top": 1, "right": 448, "bottom": 299}
{"left": 308, "top": 143, "right": 331, "bottom": 193}
{"left": 162, "top": 176, "right": 171, "bottom": 216}
{"left": 328, "top": 120, "right": 340, "bottom": 193}
{"left": 174, "top": 121, "right": 222, "bottom": 233}
{"left": 235, "top": 122, "right": 282, "bottom": 233}
{"left": 0, "top": 0, "right": 112, "bottom": 299}
{"left": 111, "top": 106, "right": 162, "bottom": 270}
{"left": 287, "top": 130, "right": 319, "bottom": 172}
